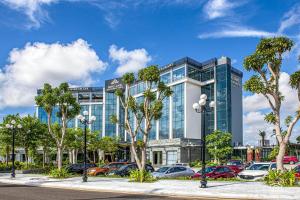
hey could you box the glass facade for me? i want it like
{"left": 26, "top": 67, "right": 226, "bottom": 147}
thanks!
{"left": 172, "top": 83, "right": 184, "bottom": 138}
{"left": 187, "top": 66, "right": 201, "bottom": 81}
{"left": 136, "top": 96, "right": 144, "bottom": 140}
{"left": 105, "top": 92, "right": 117, "bottom": 137}
{"left": 119, "top": 103, "right": 125, "bottom": 141}
{"left": 201, "top": 67, "right": 214, "bottom": 82}
{"left": 201, "top": 83, "right": 215, "bottom": 135}
{"left": 216, "top": 64, "right": 232, "bottom": 133}
{"left": 148, "top": 119, "right": 156, "bottom": 140}
{"left": 91, "top": 104, "right": 103, "bottom": 133}
{"left": 172, "top": 66, "right": 185, "bottom": 82}
{"left": 159, "top": 97, "right": 169, "bottom": 139}
{"left": 160, "top": 72, "right": 171, "bottom": 84}
{"left": 78, "top": 105, "right": 89, "bottom": 130}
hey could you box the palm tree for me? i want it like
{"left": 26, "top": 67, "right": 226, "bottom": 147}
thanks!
{"left": 259, "top": 130, "right": 266, "bottom": 147}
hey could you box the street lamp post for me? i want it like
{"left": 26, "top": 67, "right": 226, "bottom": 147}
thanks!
{"left": 77, "top": 111, "right": 96, "bottom": 182}
{"left": 192, "top": 94, "right": 215, "bottom": 188}
{"left": 5, "top": 120, "right": 22, "bottom": 178}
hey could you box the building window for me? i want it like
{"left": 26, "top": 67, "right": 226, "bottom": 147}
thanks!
{"left": 91, "top": 104, "right": 102, "bottom": 133}
{"left": 187, "top": 66, "right": 201, "bottom": 81}
{"left": 136, "top": 96, "right": 144, "bottom": 141}
{"left": 137, "top": 82, "right": 145, "bottom": 94}
{"left": 78, "top": 105, "right": 89, "bottom": 130}
{"left": 216, "top": 65, "right": 231, "bottom": 133}
{"left": 160, "top": 72, "right": 171, "bottom": 84}
{"left": 105, "top": 92, "right": 117, "bottom": 137}
{"left": 167, "top": 151, "right": 178, "bottom": 165}
{"left": 159, "top": 97, "right": 169, "bottom": 139}
{"left": 91, "top": 92, "right": 103, "bottom": 102}
{"left": 172, "top": 83, "right": 184, "bottom": 138}
{"left": 172, "top": 67, "right": 185, "bottom": 82}
{"left": 201, "top": 67, "right": 214, "bottom": 82}
{"left": 78, "top": 93, "right": 90, "bottom": 102}
{"left": 201, "top": 83, "right": 214, "bottom": 135}
{"left": 148, "top": 119, "right": 156, "bottom": 140}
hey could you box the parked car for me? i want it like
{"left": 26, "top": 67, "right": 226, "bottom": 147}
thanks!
{"left": 192, "top": 166, "right": 235, "bottom": 179}
{"left": 87, "top": 162, "right": 128, "bottom": 176}
{"left": 237, "top": 162, "right": 276, "bottom": 181}
{"left": 110, "top": 163, "right": 154, "bottom": 177}
{"left": 271, "top": 156, "right": 299, "bottom": 164}
{"left": 293, "top": 165, "right": 300, "bottom": 179}
{"left": 227, "top": 165, "right": 243, "bottom": 174}
{"left": 152, "top": 166, "right": 195, "bottom": 178}
{"left": 66, "top": 163, "right": 97, "bottom": 174}
{"left": 226, "top": 160, "right": 244, "bottom": 173}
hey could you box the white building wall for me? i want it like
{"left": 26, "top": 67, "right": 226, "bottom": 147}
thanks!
{"left": 185, "top": 82, "right": 202, "bottom": 139}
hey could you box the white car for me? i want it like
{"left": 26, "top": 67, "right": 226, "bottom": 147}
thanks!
{"left": 238, "top": 162, "right": 276, "bottom": 181}
{"left": 152, "top": 166, "right": 195, "bottom": 178}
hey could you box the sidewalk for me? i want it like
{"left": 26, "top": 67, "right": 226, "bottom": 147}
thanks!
{"left": 0, "top": 173, "right": 299, "bottom": 200}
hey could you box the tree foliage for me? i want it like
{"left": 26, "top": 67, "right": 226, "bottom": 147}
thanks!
{"left": 111, "top": 65, "right": 172, "bottom": 178}
{"left": 205, "top": 130, "right": 233, "bottom": 164}
{"left": 243, "top": 36, "right": 300, "bottom": 170}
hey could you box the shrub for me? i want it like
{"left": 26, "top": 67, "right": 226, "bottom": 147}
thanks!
{"left": 268, "top": 146, "right": 279, "bottom": 161}
{"left": 49, "top": 168, "right": 71, "bottom": 179}
{"left": 264, "top": 170, "right": 296, "bottom": 187}
{"left": 129, "top": 169, "right": 156, "bottom": 183}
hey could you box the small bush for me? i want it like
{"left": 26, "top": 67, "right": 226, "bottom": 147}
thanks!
{"left": 49, "top": 168, "right": 71, "bottom": 179}
{"left": 264, "top": 170, "right": 296, "bottom": 187}
{"left": 129, "top": 169, "right": 156, "bottom": 183}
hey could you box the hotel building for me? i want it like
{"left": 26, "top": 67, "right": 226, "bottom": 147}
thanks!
{"left": 36, "top": 56, "right": 243, "bottom": 166}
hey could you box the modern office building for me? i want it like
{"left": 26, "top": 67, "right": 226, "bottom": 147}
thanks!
{"left": 36, "top": 56, "right": 243, "bottom": 166}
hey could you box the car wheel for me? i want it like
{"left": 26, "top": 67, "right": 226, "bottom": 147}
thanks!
{"left": 290, "top": 161, "right": 295, "bottom": 165}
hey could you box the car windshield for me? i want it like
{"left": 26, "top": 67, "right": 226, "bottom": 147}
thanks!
{"left": 197, "top": 167, "right": 216, "bottom": 174}
{"left": 248, "top": 164, "right": 270, "bottom": 170}
{"left": 156, "top": 167, "right": 170, "bottom": 173}
{"left": 227, "top": 161, "right": 242, "bottom": 165}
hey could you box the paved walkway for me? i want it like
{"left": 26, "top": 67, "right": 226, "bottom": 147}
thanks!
{"left": 0, "top": 174, "right": 299, "bottom": 200}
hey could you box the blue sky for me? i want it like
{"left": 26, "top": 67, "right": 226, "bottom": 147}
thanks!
{"left": 0, "top": 0, "right": 300, "bottom": 145}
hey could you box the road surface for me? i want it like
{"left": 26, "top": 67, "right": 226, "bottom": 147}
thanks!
{"left": 0, "top": 182, "right": 240, "bottom": 200}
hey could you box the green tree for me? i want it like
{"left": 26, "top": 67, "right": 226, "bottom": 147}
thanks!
{"left": 18, "top": 115, "right": 46, "bottom": 167}
{"left": 259, "top": 130, "right": 266, "bottom": 147}
{"left": 296, "top": 136, "right": 300, "bottom": 144}
{"left": 65, "top": 128, "right": 83, "bottom": 164}
{"left": 244, "top": 36, "right": 300, "bottom": 170}
{"left": 111, "top": 65, "right": 172, "bottom": 180}
{"left": 0, "top": 114, "right": 20, "bottom": 166}
{"left": 35, "top": 83, "right": 80, "bottom": 170}
{"left": 206, "top": 130, "right": 233, "bottom": 164}
{"left": 98, "top": 136, "right": 119, "bottom": 162}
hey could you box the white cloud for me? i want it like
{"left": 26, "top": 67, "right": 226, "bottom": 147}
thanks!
{"left": 203, "top": 0, "right": 242, "bottom": 20}
{"left": 243, "top": 72, "right": 300, "bottom": 145}
{"left": 0, "top": 39, "right": 107, "bottom": 108}
{"left": 278, "top": 4, "right": 300, "bottom": 34}
{"left": 198, "top": 26, "right": 276, "bottom": 39}
{"left": 109, "top": 45, "right": 152, "bottom": 76}
{"left": 1, "top": 0, "right": 57, "bottom": 28}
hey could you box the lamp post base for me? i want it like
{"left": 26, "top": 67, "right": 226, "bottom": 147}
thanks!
{"left": 82, "top": 175, "right": 88, "bottom": 182}
{"left": 200, "top": 179, "right": 207, "bottom": 188}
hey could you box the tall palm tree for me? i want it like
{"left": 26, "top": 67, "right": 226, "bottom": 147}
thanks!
{"left": 259, "top": 130, "right": 266, "bottom": 147}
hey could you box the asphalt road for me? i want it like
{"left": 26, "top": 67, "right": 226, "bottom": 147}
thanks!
{"left": 0, "top": 183, "right": 237, "bottom": 200}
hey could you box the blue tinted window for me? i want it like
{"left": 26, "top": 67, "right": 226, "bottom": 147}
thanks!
{"left": 159, "top": 97, "right": 169, "bottom": 139}
{"left": 201, "top": 67, "right": 214, "bottom": 82}
{"left": 91, "top": 104, "right": 102, "bottom": 134}
{"left": 78, "top": 105, "right": 89, "bottom": 130}
{"left": 201, "top": 83, "right": 214, "bottom": 135}
{"left": 160, "top": 73, "right": 171, "bottom": 84}
{"left": 172, "top": 67, "right": 185, "bottom": 81}
{"left": 216, "top": 65, "right": 231, "bottom": 133}
{"left": 105, "top": 92, "right": 117, "bottom": 137}
{"left": 172, "top": 83, "right": 184, "bottom": 138}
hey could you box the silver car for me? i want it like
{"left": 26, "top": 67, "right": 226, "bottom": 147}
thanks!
{"left": 152, "top": 166, "right": 195, "bottom": 178}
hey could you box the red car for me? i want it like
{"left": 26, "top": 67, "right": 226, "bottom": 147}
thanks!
{"left": 294, "top": 165, "right": 300, "bottom": 179}
{"left": 227, "top": 165, "right": 243, "bottom": 174}
{"left": 272, "top": 156, "right": 299, "bottom": 164}
{"left": 192, "top": 166, "right": 236, "bottom": 179}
